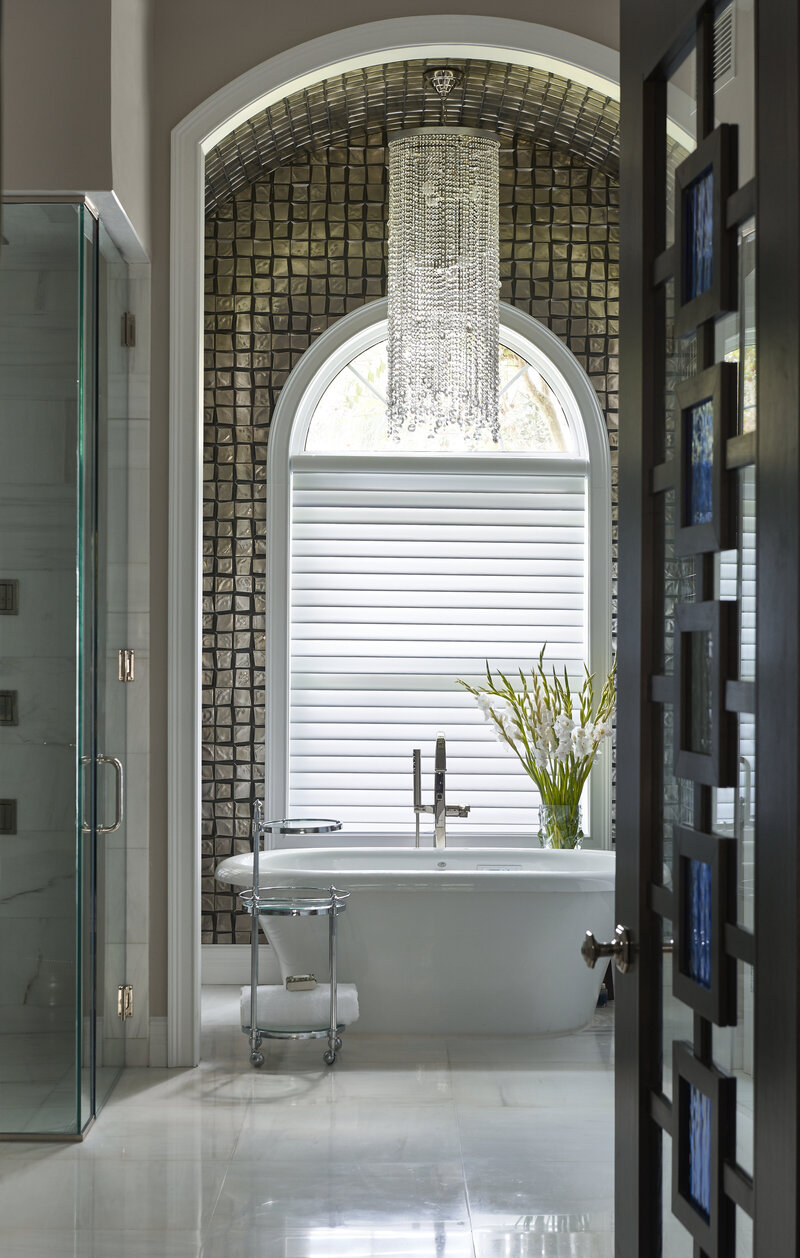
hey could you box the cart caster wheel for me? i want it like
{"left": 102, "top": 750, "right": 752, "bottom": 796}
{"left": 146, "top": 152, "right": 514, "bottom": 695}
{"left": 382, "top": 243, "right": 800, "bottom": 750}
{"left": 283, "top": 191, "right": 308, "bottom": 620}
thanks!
{"left": 250, "top": 1051, "right": 265, "bottom": 1068}
{"left": 323, "top": 1050, "right": 336, "bottom": 1065}
{"left": 334, "top": 1037, "right": 343, "bottom": 1050}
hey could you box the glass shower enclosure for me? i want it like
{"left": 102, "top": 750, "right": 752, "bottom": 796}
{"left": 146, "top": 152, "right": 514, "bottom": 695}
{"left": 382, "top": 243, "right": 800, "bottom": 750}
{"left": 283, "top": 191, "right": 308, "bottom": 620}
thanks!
{"left": 0, "top": 200, "right": 130, "bottom": 1137}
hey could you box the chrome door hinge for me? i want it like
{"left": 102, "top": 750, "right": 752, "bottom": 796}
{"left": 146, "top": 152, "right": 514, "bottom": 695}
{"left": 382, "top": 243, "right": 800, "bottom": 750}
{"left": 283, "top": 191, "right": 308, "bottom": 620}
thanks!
{"left": 117, "top": 984, "right": 134, "bottom": 1021}
{"left": 118, "top": 648, "right": 135, "bottom": 682}
{"left": 121, "top": 312, "right": 136, "bottom": 348}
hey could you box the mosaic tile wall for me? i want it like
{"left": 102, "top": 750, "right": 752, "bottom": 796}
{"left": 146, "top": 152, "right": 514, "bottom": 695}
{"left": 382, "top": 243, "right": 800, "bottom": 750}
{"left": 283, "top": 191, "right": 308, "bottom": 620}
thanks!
{"left": 203, "top": 132, "right": 620, "bottom": 944}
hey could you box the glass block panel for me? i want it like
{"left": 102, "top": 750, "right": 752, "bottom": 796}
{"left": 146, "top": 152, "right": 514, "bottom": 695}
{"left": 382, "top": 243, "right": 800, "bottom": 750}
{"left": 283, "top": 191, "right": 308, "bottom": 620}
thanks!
{"left": 688, "top": 1083, "right": 712, "bottom": 1217}
{"left": 687, "top": 398, "right": 714, "bottom": 525}
{"left": 684, "top": 858, "right": 713, "bottom": 987}
{"left": 684, "top": 169, "right": 714, "bottom": 301}
{"left": 688, "top": 630, "right": 713, "bottom": 755}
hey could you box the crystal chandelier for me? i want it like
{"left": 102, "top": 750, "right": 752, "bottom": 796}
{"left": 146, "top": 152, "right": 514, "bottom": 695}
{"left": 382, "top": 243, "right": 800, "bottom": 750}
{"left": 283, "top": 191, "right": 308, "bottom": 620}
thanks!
{"left": 387, "top": 69, "right": 500, "bottom": 443}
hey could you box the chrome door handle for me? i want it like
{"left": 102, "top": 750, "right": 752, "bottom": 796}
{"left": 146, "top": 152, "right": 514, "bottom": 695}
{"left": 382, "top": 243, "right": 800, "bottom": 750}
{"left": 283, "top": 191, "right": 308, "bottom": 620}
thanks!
{"left": 83, "top": 754, "right": 124, "bottom": 834}
{"left": 581, "top": 924, "right": 634, "bottom": 974}
{"left": 96, "top": 755, "right": 124, "bottom": 833}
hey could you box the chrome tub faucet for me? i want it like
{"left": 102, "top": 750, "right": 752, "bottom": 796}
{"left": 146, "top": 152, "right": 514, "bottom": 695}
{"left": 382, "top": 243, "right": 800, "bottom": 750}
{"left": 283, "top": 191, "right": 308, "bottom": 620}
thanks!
{"left": 412, "top": 733, "right": 470, "bottom": 847}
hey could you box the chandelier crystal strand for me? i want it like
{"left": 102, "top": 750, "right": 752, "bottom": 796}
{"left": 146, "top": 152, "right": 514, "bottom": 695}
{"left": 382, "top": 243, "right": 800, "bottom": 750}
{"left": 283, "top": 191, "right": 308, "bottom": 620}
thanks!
{"left": 387, "top": 128, "right": 501, "bottom": 443}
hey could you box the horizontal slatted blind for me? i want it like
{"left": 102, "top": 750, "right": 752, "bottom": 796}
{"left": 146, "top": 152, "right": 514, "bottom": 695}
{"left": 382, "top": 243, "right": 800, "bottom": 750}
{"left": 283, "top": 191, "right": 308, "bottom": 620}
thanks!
{"left": 289, "top": 462, "right": 588, "bottom": 835}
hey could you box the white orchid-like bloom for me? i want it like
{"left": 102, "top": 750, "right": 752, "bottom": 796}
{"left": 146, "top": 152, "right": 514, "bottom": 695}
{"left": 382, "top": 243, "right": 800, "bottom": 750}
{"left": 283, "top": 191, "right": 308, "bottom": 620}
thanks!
{"left": 571, "top": 726, "right": 594, "bottom": 759}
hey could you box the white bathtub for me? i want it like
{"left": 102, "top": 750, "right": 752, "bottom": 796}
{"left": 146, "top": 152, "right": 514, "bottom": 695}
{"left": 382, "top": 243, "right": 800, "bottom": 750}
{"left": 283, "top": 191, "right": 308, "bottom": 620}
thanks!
{"left": 214, "top": 846, "right": 615, "bottom": 1034}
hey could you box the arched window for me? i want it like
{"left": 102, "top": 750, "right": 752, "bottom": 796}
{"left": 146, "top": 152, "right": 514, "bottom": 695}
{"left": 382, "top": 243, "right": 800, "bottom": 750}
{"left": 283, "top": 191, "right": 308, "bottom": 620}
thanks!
{"left": 267, "top": 301, "right": 612, "bottom": 845}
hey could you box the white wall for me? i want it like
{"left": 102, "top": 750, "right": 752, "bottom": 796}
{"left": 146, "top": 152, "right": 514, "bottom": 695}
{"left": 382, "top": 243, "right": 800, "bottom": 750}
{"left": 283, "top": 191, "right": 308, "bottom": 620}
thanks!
{"left": 2, "top": 0, "right": 154, "bottom": 257}
{"left": 110, "top": 0, "right": 154, "bottom": 257}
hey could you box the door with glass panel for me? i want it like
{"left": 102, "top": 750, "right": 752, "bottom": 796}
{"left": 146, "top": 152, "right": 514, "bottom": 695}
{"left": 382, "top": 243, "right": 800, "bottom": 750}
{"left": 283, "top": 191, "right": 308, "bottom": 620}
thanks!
{"left": 0, "top": 201, "right": 129, "bottom": 1138}
{"left": 615, "top": 0, "right": 800, "bottom": 1252}
{"left": 92, "top": 222, "right": 130, "bottom": 1113}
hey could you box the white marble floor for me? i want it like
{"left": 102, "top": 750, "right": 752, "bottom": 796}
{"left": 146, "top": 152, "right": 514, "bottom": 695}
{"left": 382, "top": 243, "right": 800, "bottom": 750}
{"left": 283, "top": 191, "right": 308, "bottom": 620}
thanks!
{"left": 0, "top": 987, "right": 615, "bottom": 1257}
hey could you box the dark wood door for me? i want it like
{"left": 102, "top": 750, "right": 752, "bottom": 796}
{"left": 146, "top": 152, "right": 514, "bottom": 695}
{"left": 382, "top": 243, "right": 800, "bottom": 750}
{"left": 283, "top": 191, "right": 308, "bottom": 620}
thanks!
{"left": 617, "top": 1, "right": 800, "bottom": 1252}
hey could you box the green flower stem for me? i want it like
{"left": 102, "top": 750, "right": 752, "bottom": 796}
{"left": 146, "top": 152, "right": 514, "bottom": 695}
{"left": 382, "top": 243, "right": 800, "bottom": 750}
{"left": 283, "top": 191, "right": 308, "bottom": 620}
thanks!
{"left": 457, "top": 649, "right": 617, "bottom": 818}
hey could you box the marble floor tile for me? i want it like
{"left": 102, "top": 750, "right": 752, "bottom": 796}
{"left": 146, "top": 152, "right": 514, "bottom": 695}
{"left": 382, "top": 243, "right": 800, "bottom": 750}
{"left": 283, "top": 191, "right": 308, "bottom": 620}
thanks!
{"left": 0, "top": 987, "right": 618, "bottom": 1257}
{"left": 0, "top": 1156, "right": 227, "bottom": 1232}
{"left": 0, "top": 1231, "right": 205, "bottom": 1258}
{"left": 232, "top": 1099, "right": 463, "bottom": 1163}
{"left": 210, "top": 1158, "right": 471, "bottom": 1230}
{"left": 456, "top": 1107, "right": 614, "bottom": 1167}
{"left": 473, "top": 1226, "right": 614, "bottom": 1258}
{"left": 201, "top": 1223, "right": 475, "bottom": 1258}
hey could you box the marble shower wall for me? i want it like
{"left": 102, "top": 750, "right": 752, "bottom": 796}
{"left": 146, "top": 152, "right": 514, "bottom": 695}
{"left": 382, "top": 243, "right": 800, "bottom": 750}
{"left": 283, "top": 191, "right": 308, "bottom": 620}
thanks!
{"left": 203, "top": 132, "right": 620, "bottom": 945}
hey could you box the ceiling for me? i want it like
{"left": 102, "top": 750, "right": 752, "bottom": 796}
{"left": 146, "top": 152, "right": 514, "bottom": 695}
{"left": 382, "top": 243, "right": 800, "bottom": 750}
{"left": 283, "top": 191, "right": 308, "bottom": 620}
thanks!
{"left": 204, "top": 57, "right": 621, "bottom": 215}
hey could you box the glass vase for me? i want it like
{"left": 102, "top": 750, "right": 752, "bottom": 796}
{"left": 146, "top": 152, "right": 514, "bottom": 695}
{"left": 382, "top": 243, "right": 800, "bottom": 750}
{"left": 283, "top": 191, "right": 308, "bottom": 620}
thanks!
{"left": 538, "top": 803, "right": 583, "bottom": 850}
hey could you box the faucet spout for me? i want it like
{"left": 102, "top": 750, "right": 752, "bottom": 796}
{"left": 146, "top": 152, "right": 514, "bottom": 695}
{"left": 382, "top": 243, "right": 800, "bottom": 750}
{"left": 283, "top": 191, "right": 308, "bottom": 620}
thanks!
{"left": 434, "top": 733, "right": 447, "bottom": 848}
{"left": 412, "top": 734, "right": 470, "bottom": 848}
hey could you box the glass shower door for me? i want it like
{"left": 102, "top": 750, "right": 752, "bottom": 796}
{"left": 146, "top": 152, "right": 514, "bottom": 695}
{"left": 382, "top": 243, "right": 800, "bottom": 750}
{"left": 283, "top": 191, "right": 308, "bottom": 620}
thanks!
{"left": 93, "top": 222, "right": 130, "bottom": 1114}
{"left": 0, "top": 202, "right": 87, "bottom": 1135}
{"left": 0, "top": 200, "right": 129, "bottom": 1138}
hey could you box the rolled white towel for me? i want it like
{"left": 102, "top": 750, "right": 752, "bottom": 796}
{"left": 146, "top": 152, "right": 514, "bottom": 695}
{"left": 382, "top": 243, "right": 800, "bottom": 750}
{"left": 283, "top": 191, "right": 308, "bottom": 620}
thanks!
{"left": 241, "top": 982, "right": 359, "bottom": 1031}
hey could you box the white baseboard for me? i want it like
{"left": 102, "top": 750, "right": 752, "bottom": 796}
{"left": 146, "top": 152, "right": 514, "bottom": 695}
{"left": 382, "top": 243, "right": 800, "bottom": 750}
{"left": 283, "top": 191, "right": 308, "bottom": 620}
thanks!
{"left": 201, "top": 944, "right": 279, "bottom": 986}
{"left": 148, "top": 1017, "right": 168, "bottom": 1068}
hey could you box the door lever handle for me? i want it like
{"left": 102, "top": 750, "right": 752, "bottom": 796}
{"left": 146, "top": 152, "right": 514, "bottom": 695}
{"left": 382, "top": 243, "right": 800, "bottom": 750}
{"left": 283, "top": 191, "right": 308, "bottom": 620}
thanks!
{"left": 581, "top": 924, "right": 634, "bottom": 974}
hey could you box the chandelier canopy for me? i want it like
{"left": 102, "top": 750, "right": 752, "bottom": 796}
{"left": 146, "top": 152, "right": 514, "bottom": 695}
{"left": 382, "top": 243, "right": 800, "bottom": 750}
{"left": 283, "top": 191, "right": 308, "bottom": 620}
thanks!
{"left": 386, "top": 125, "right": 501, "bottom": 443}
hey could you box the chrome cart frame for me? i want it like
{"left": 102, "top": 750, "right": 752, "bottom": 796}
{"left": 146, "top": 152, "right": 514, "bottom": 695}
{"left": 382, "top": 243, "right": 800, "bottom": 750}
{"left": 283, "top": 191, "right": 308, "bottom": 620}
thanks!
{"left": 241, "top": 802, "right": 346, "bottom": 1068}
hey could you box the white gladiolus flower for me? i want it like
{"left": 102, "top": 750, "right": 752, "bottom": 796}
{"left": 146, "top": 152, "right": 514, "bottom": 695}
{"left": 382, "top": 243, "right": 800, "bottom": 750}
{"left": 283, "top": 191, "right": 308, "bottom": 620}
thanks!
{"left": 572, "top": 726, "right": 594, "bottom": 758}
{"left": 457, "top": 652, "right": 616, "bottom": 850}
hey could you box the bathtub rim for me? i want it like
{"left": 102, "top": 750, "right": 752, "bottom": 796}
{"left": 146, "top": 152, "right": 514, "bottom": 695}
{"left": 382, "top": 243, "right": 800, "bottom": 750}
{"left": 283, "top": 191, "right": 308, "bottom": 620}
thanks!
{"left": 214, "top": 845, "right": 616, "bottom": 894}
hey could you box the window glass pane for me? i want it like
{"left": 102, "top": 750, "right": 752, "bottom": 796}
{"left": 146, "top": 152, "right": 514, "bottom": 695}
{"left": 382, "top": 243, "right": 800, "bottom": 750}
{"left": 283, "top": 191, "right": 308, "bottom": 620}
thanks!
{"left": 663, "top": 918, "right": 693, "bottom": 1100}
{"left": 663, "top": 1130, "right": 694, "bottom": 1257}
{"left": 666, "top": 46, "right": 697, "bottom": 250}
{"left": 713, "top": 961, "right": 754, "bottom": 1177}
{"left": 714, "top": 0, "right": 755, "bottom": 186}
{"left": 289, "top": 466, "right": 589, "bottom": 837}
{"left": 305, "top": 338, "right": 578, "bottom": 454}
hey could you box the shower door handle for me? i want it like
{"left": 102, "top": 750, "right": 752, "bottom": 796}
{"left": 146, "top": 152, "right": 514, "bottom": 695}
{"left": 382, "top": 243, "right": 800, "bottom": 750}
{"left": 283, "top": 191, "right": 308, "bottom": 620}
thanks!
{"left": 97, "top": 755, "right": 124, "bottom": 834}
{"left": 82, "top": 754, "right": 125, "bottom": 834}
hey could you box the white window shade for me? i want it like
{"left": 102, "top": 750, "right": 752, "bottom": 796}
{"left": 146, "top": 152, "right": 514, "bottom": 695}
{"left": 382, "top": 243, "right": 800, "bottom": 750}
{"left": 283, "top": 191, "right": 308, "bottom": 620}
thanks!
{"left": 288, "top": 458, "right": 588, "bottom": 836}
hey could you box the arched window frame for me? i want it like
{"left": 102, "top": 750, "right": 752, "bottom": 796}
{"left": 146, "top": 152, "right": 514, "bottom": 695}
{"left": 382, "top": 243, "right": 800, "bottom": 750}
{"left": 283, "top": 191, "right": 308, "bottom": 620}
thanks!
{"left": 266, "top": 299, "right": 613, "bottom": 847}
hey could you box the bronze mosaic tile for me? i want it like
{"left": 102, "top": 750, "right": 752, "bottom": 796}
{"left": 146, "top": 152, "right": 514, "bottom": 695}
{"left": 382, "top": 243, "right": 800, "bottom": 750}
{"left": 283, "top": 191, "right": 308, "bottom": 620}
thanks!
{"left": 203, "top": 131, "right": 620, "bottom": 943}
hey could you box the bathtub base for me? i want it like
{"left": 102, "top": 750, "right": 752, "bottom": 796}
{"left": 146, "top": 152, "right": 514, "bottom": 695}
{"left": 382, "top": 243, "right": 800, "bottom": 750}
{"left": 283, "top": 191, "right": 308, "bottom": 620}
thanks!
{"left": 216, "top": 847, "right": 616, "bottom": 1035}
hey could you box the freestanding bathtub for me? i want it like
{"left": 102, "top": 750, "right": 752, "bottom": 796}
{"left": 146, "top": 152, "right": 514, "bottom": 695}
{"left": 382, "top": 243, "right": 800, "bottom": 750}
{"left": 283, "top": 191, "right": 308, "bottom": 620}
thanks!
{"left": 214, "top": 846, "right": 615, "bottom": 1034}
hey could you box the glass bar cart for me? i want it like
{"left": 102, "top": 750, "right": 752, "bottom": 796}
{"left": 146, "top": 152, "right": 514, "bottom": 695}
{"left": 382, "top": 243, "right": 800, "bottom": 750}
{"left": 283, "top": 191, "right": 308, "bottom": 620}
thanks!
{"left": 240, "top": 802, "right": 346, "bottom": 1068}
